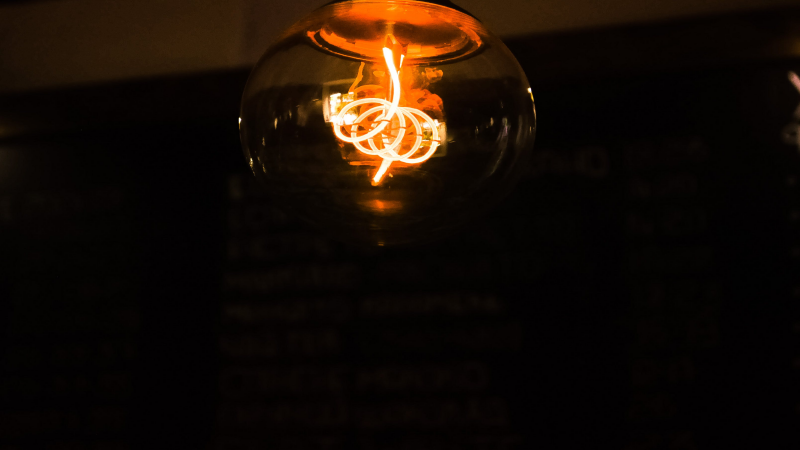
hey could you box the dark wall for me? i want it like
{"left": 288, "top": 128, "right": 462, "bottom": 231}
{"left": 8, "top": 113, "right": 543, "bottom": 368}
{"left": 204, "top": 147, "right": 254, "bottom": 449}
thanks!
{"left": 1, "top": 7, "right": 800, "bottom": 450}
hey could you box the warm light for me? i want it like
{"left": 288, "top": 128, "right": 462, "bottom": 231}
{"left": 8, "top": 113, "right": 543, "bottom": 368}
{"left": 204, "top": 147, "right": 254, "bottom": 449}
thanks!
{"left": 239, "top": 0, "right": 536, "bottom": 245}
{"left": 330, "top": 37, "right": 441, "bottom": 184}
{"left": 783, "top": 71, "right": 800, "bottom": 152}
{"left": 790, "top": 71, "right": 800, "bottom": 92}
{"left": 343, "top": 113, "right": 357, "bottom": 125}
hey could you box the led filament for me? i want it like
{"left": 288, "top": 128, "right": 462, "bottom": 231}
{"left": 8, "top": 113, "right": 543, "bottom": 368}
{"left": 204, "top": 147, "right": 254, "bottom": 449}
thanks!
{"left": 239, "top": 0, "right": 536, "bottom": 245}
{"left": 330, "top": 36, "right": 441, "bottom": 184}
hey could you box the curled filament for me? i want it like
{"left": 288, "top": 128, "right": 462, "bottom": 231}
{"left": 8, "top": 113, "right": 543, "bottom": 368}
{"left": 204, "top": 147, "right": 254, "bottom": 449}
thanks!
{"left": 332, "top": 45, "right": 441, "bottom": 184}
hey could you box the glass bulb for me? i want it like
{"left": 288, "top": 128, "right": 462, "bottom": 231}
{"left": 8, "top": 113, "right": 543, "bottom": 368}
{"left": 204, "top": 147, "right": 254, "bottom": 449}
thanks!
{"left": 240, "top": 0, "right": 536, "bottom": 246}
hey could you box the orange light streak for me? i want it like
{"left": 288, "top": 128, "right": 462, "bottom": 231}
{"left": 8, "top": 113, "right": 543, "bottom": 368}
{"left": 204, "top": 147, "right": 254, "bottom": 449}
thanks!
{"left": 331, "top": 40, "right": 441, "bottom": 184}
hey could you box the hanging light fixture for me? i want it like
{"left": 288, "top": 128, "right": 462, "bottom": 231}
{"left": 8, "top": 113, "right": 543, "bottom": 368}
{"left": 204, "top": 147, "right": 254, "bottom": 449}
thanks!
{"left": 239, "top": 0, "right": 536, "bottom": 246}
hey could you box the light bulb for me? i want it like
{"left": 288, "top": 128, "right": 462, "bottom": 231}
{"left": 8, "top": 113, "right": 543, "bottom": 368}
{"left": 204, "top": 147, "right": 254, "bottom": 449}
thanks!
{"left": 240, "top": 0, "right": 535, "bottom": 246}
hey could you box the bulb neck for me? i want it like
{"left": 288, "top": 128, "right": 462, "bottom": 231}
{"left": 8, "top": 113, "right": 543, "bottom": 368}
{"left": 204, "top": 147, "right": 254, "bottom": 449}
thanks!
{"left": 321, "top": 0, "right": 477, "bottom": 20}
{"left": 307, "top": 0, "right": 485, "bottom": 64}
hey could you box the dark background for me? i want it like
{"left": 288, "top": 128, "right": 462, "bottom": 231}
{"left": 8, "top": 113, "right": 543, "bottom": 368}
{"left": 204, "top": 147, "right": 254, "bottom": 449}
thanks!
{"left": 2, "top": 4, "right": 800, "bottom": 450}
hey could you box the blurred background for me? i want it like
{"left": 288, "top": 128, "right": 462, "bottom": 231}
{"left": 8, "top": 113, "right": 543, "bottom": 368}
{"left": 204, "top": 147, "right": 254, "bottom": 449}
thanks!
{"left": 2, "top": 0, "right": 800, "bottom": 449}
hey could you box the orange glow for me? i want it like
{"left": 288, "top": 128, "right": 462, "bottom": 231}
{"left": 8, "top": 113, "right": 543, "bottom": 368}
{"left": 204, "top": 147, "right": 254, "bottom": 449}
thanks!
{"left": 359, "top": 199, "right": 404, "bottom": 213}
{"left": 331, "top": 35, "right": 441, "bottom": 184}
{"left": 304, "top": 1, "right": 483, "bottom": 64}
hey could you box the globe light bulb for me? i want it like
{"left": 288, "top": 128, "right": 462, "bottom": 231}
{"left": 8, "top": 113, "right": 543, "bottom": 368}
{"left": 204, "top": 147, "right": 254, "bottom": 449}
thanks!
{"left": 240, "top": 0, "right": 536, "bottom": 246}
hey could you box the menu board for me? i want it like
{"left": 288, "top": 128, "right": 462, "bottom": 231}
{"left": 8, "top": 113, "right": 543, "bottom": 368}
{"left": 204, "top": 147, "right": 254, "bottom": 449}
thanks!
{"left": 1, "top": 35, "right": 800, "bottom": 450}
{"left": 215, "top": 65, "right": 800, "bottom": 449}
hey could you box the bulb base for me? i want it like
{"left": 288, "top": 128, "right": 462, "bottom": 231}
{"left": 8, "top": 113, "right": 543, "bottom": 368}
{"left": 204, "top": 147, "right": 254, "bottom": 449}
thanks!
{"left": 301, "top": 0, "right": 484, "bottom": 64}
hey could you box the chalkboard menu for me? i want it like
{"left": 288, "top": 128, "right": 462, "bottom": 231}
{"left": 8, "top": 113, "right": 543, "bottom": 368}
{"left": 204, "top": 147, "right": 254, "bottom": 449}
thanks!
{"left": 2, "top": 8, "right": 800, "bottom": 450}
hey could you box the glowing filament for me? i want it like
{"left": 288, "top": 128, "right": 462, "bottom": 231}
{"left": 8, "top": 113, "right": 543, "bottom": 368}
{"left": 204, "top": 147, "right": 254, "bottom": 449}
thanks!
{"left": 331, "top": 43, "right": 441, "bottom": 184}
